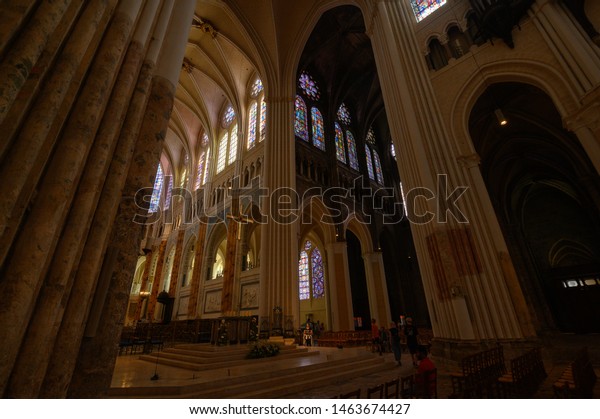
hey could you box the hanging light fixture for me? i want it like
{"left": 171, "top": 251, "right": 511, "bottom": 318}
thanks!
{"left": 495, "top": 108, "right": 508, "bottom": 126}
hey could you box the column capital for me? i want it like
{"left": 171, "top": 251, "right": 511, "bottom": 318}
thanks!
{"left": 456, "top": 152, "right": 481, "bottom": 169}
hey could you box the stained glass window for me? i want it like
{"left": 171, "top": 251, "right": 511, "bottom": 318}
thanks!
{"left": 298, "top": 250, "right": 310, "bottom": 300}
{"left": 337, "top": 103, "right": 351, "bottom": 125}
{"left": 298, "top": 72, "right": 320, "bottom": 100}
{"left": 335, "top": 123, "right": 346, "bottom": 163}
{"left": 366, "top": 127, "right": 376, "bottom": 146}
{"left": 201, "top": 133, "right": 209, "bottom": 147}
{"left": 391, "top": 143, "right": 396, "bottom": 159}
{"left": 311, "top": 107, "right": 325, "bottom": 151}
{"left": 259, "top": 97, "right": 266, "bottom": 142}
{"left": 294, "top": 95, "right": 309, "bottom": 141}
{"left": 195, "top": 152, "right": 205, "bottom": 189}
{"left": 347, "top": 131, "right": 359, "bottom": 171}
{"left": 164, "top": 176, "right": 173, "bottom": 209}
{"left": 365, "top": 145, "right": 375, "bottom": 180}
{"left": 203, "top": 148, "right": 210, "bottom": 184}
{"left": 228, "top": 124, "right": 238, "bottom": 165}
{"left": 247, "top": 102, "right": 257, "bottom": 149}
{"left": 311, "top": 247, "right": 324, "bottom": 299}
{"left": 179, "top": 154, "right": 188, "bottom": 188}
{"left": 149, "top": 164, "right": 163, "bottom": 213}
{"left": 298, "top": 240, "right": 325, "bottom": 301}
{"left": 373, "top": 149, "right": 384, "bottom": 185}
{"left": 410, "top": 0, "right": 447, "bottom": 23}
{"left": 222, "top": 105, "right": 235, "bottom": 127}
{"left": 217, "top": 133, "right": 227, "bottom": 173}
{"left": 250, "top": 78, "right": 263, "bottom": 97}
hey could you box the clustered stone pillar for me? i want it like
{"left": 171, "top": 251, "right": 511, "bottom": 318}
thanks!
{"left": 188, "top": 221, "right": 208, "bottom": 317}
{"left": 221, "top": 220, "right": 239, "bottom": 314}
{"left": 0, "top": 0, "right": 196, "bottom": 398}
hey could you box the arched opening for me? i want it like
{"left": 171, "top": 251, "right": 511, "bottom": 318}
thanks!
{"left": 346, "top": 230, "right": 369, "bottom": 330}
{"left": 469, "top": 81, "right": 600, "bottom": 333}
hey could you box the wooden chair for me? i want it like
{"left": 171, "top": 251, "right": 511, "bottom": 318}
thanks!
{"left": 385, "top": 378, "right": 399, "bottom": 399}
{"left": 400, "top": 374, "right": 414, "bottom": 398}
{"left": 367, "top": 384, "right": 384, "bottom": 399}
{"left": 340, "top": 388, "right": 361, "bottom": 399}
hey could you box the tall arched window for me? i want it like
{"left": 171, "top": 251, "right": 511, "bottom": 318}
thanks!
{"left": 335, "top": 122, "right": 346, "bottom": 163}
{"left": 195, "top": 151, "right": 206, "bottom": 190}
{"left": 149, "top": 164, "right": 164, "bottom": 213}
{"left": 179, "top": 153, "right": 189, "bottom": 188}
{"left": 298, "top": 240, "right": 325, "bottom": 300}
{"left": 203, "top": 148, "right": 211, "bottom": 184}
{"left": 164, "top": 175, "right": 173, "bottom": 209}
{"left": 347, "top": 131, "right": 359, "bottom": 171}
{"left": 373, "top": 149, "right": 384, "bottom": 185}
{"left": 248, "top": 77, "right": 266, "bottom": 149}
{"left": 365, "top": 145, "right": 375, "bottom": 180}
{"left": 247, "top": 102, "right": 257, "bottom": 149}
{"left": 217, "top": 133, "right": 228, "bottom": 173}
{"left": 228, "top": 123, "right": 238, "bottom": 164}
{"left": 294, "top": 95, "right": 309, "bottom": 142}
{"left": 311, "top": 107, "right": 325, "bottom": 151}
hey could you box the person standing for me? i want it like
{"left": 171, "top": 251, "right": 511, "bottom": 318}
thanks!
{"left": 371, "top": 318, "right": 382, "bottom": 355}
{"left": 303, "top": 323, "right": 313, "bottom": 346}
{"left": 403, "top": 317, "right": 419, "bottom": 366}
{"left": 389, "top": 321, "right": 402, "bottom": 366}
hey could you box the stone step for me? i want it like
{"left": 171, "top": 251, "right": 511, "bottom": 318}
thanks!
{"left": 182, "top": 356, "right": 387, "bottom": 398}
{"left": 138, "top": 347, "right": 316, "bottom": 372}
{"left": 157, "top": 344, "right": 301, "bottom": 362}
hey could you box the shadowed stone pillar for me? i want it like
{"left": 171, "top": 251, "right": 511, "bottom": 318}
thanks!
{"left": 0, "top": 0, "right": 72, "bottom": 124}
{"left": 146, "top": 240, "right": 168, "bottom": 321}
{"left": 0, "top": 0, "right": 38, "bottom": 56}
{"left": 221, "top": 220, "right": 239, "bottom": 314}
{"left": 64, "top": 0, "right": 195, "bottom": 398}
{"left": 0, "top": 0, "right": 112, "bottom": 269}
{"left": 188, "top": 222, "right": 208, "bottom": 317}
{"left": 325, "top": 241, "right": 354, "bottom": 331}
{"left": 168, "top": 229, "right": 186, "bottom": 298}
{"left": 363, "top": 251, "right": 391, "bottom": 327}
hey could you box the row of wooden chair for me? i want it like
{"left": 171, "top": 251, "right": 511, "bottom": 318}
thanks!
{"left": 318, "top": 331, "right": 372, "bottom": 348}
{"left": 449, "top": 345, "right": 506, "bottom": 398}
{"left": 336, "top": 369, "right": 437, "bottom": 399}
{"left": 553, "top": 347, "right": 597, "bottom": 398}
{"left": 497, "top": 347, "right": 546, "bottom": 397}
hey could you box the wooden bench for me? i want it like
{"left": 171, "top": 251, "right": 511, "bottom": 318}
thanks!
{"left": 449, "top": 345, "right": 506, "bottom": 398}
{"left": 553, "top": 347, "right": 596, "bottom": 398}
{"left": 318, "top": 330, "right": 371, "bottom": 348}
{"left": 497, "top": 347, "right": 546, "bottom": 398}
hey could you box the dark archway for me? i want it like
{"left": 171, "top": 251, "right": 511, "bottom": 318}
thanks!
{"left": 469, "top": 81, "right": 600, "bottom": 333}
{"left": 346, "top": 230, "right": 370, "bottom": 330}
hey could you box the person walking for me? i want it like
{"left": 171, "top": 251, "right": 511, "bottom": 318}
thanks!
{"left": 389, "top": 321, "right": 402, "bottom": 366}
{"left": 371, "top": 318, "right": 382, "bottom": 355}
{"left": 403, "top": 317, "right": 419, "bottom": 367}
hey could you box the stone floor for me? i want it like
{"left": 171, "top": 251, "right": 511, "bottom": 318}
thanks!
{"left": 111, "top": 344, "right": 599, "bottom": 399}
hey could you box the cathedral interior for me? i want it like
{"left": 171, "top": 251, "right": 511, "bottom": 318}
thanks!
{"left": 0, "top": 0, "right": 599, "bottom": 398}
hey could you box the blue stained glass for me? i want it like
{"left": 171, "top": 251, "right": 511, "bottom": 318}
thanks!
{"left": 298, "top": 72, "right": 320, "bottom": 100}
{"left": 222, "top": 105, "right": 235, "bottom": 127}
{"left": 195, "top": 152, "right": 205, "bottom": 190}
{"left": 311, "top": 107, "right": 325, "bottom": 151}
{"left": 347, "top": 131, "right": 359, "bottom": 171}
{"left": 365, "top": 145, "right": 375, "bottom": 180}
{"left": 251, "top": 78, "right": 263, "bottom": 97}
{"left": 335, "top": 123, "right": 346, "bottom": 163}
{"left": 260, "top": 97, "right": 266, "bottom": 142}
{"left": 149, "top": 164, "right": 163, "bottom": 213}
{"left": 373, "top": 149, "right": 384, "bottom": 185}
{"left": 299, "top": 250, "right": 310, "bottom": 300}
{"left": 311, "top": 247, "right": 324, "bottom": 299}
{"left": 410, "top": 0, "right": 447, "bottom": 23}
{"left": 247, "top": 102, "right": 257, "bottom": 149}
{"left": 295, "top": 95, "right": 309, "bottom": 142}
{"left": 337, "top": 103, "right": 351, "bottom": 125}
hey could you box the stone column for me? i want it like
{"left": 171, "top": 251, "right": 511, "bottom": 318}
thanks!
{"left": 325, "top": 241, "right": 354, "bottom": 331}
{"left": 133, "top": 249, "right": 154, "bottom": 322}
{"left": 0, "top": 0, "right": 138, "bottom": 397}
{"left": 0, "top": 0, "right": 39, "bottom": 56}
{"left": 188, "top": 221, "right": 208, "bottom": 317}
{"left": 564, "top": 98, "right": 600, "bottom": 174}
{"left": 38, "top": 0, "right": 175, "bottom": 398}
{"left": 221, "top": 220, "right": 239, "bottom": 314}
{"left": 65, "top": 0, "right": 195, "bottom": 398}
{"left": 146, "top": 240, "right": 168, "bottom": 321}
{"left": 366, "top": 0, "right": 533, "bottom": 352}
{"left": 0, "top": 0, "right": 73, "bottom": 124}
{"left": 530, "top": 0, "right": 600, "bottom": 92}
{"left": 168, "top": 229, "right": 186, "bottom": 297}
{"left": 259, "top": 94, "right": 299, "bottom": 328}
{"left": 363, "top": 251, "right": 392, "bottom": 326}
{"left": 0, "top": 0, "right": 112, "bottom": 268}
